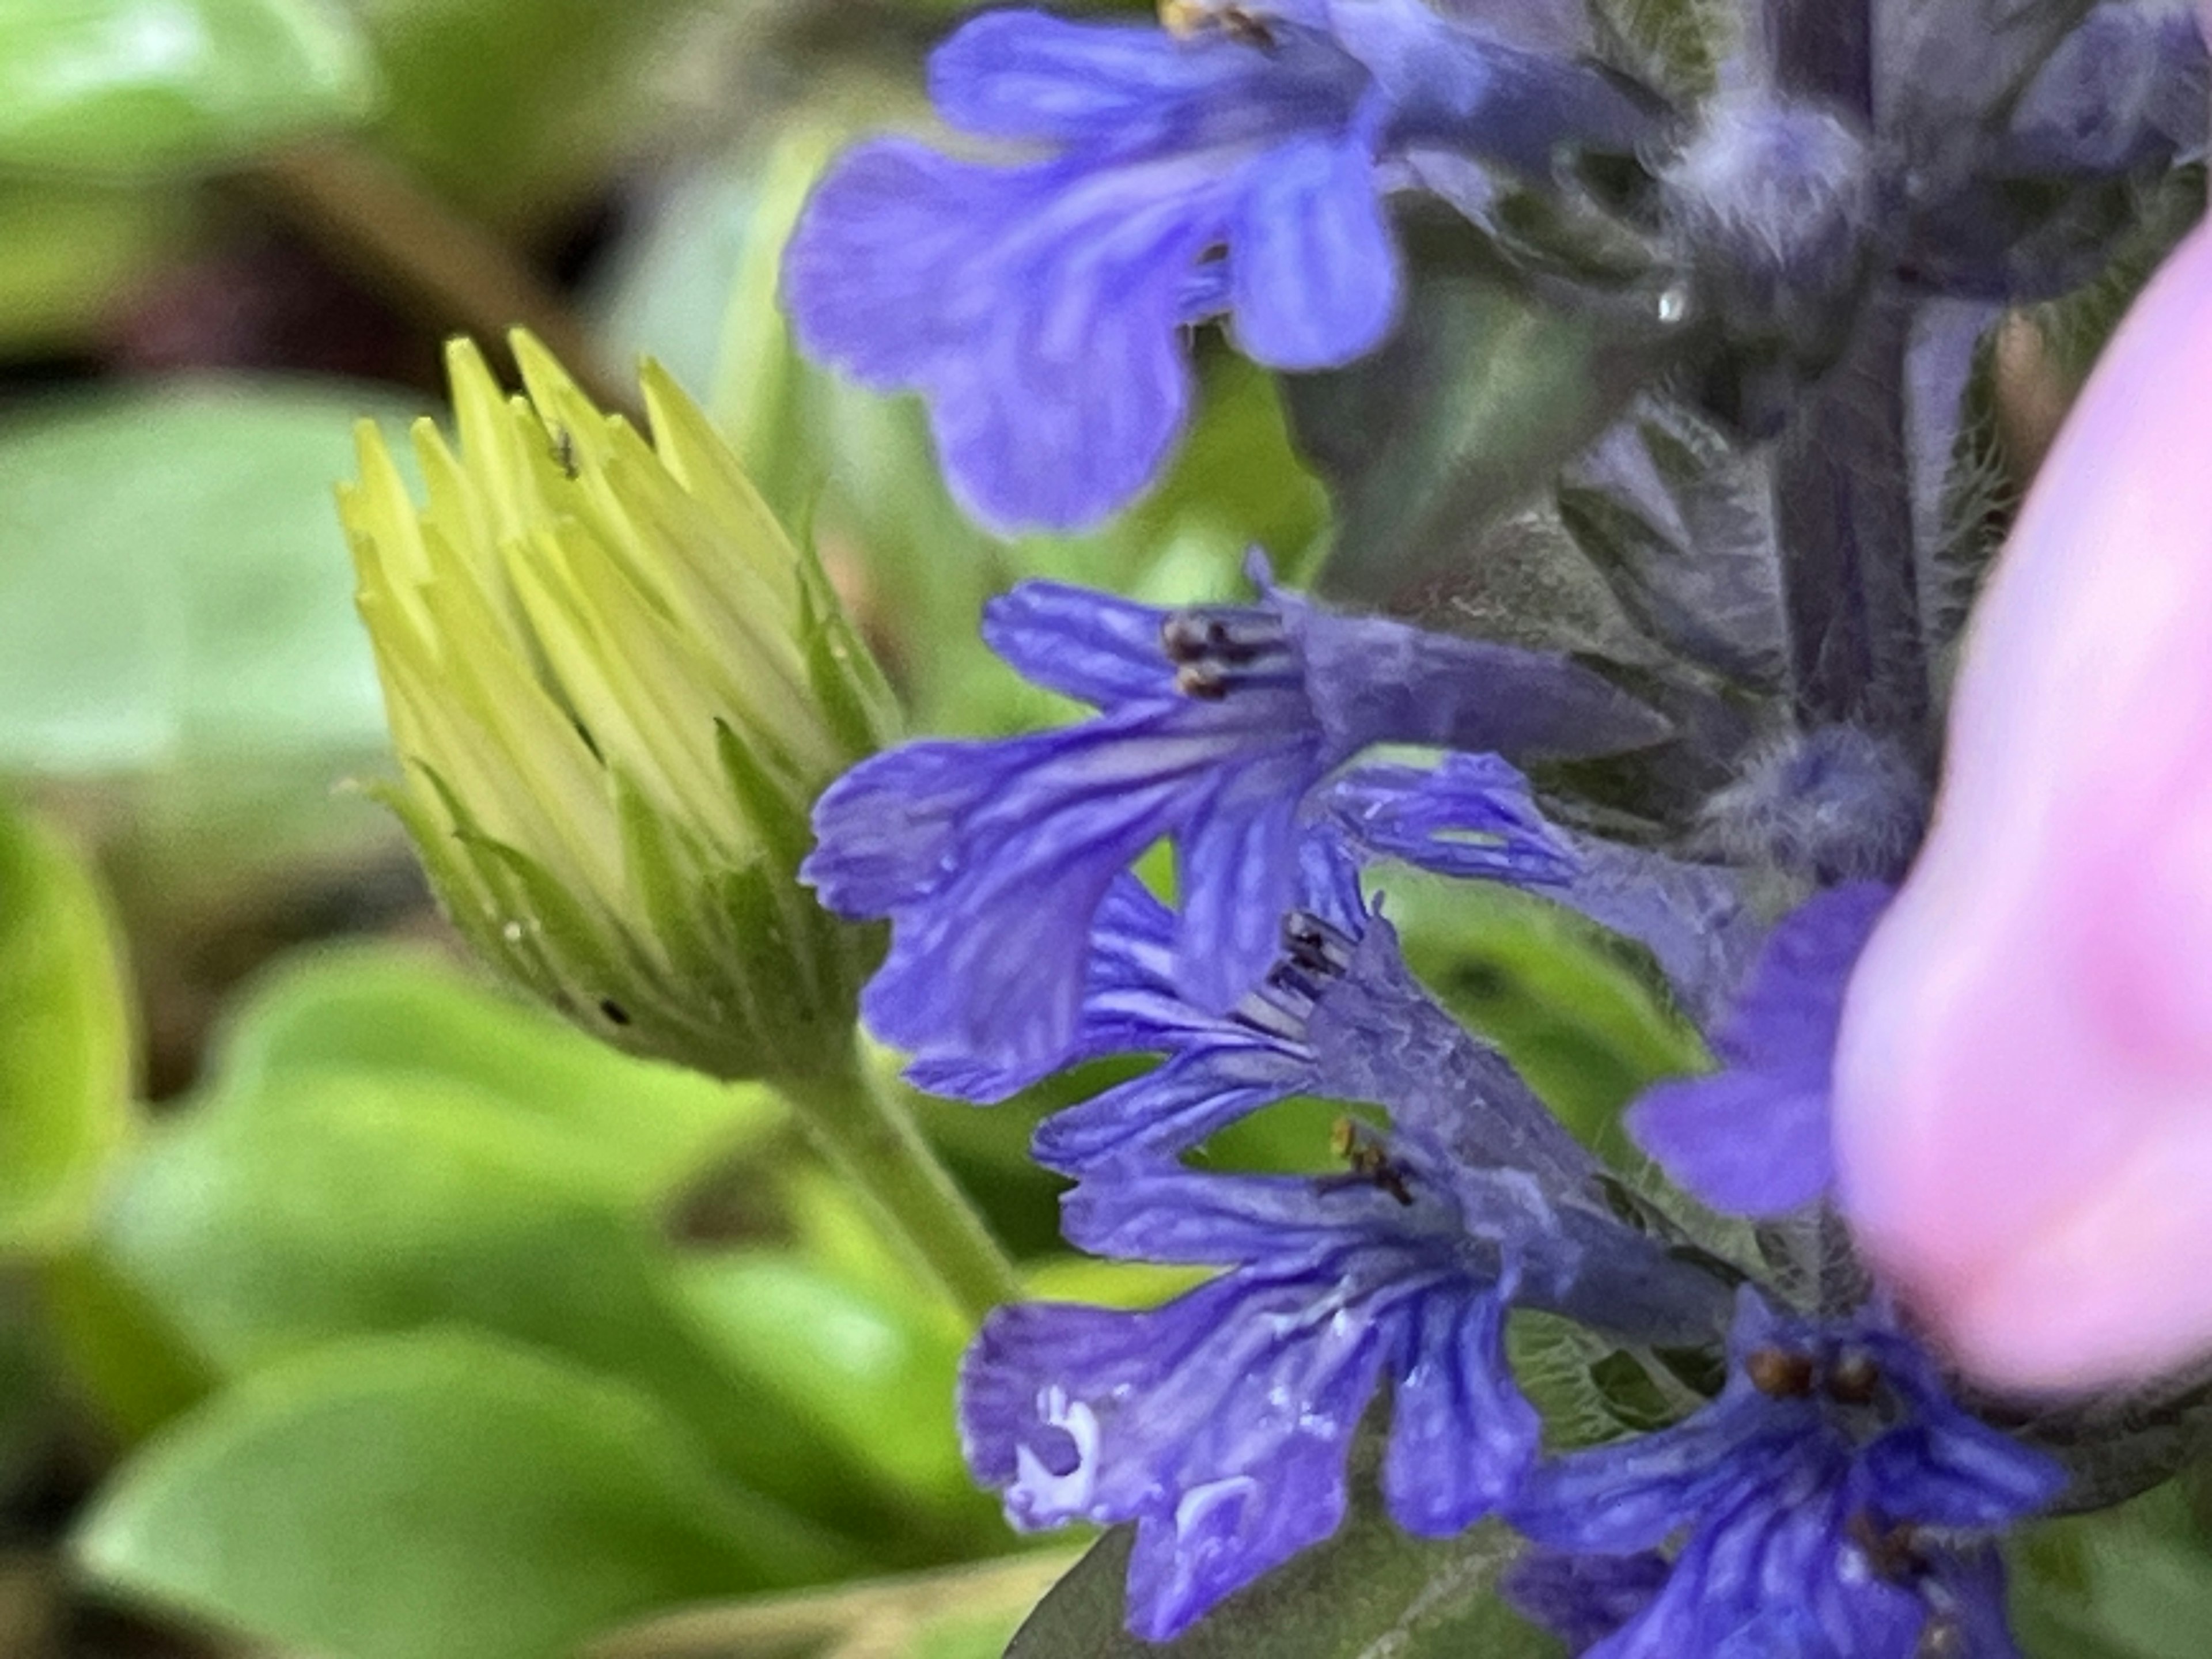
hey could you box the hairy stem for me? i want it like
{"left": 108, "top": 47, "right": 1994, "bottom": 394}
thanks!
{"left": 1763, "top": 0, "right": 1928, "bottom": 737}
{"left": 1771, "top": 292, "right": 1928, "bottom": 736}
{"left": 775, "top": 1041, "right": 1025, "bottom": 1322}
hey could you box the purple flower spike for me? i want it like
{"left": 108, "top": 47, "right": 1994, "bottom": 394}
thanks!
{"left": 1628, "top": 881, "right": 1890, "bottom": 1217}
{"left": 1509, "top": 1291, "right": 2063, "bottom": 1658}
{"left": 961, "top": 1145, "right": 1554, "bottom": 1640}
{"left": 783, "top": 3, "right": 1654, "bottom": 531}
{"left": 804, "top": 565, "right": 1666, "bottom": 1079}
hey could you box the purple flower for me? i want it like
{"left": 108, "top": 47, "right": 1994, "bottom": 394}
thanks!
{"left": 961, "top": 1144, "right": 1554, "bottom": 1640}
{"left": 802, "top": 563, "right": 1666, "bottom": 1078}
{"left": 782, "top": 3, "right": 1653, "bottom": 531}
{"left": 976, "top": 836, "right": 1596, "bottom": 1179}
{"left": 1508, "top": 1291, "right": 2063, "bottom": 1658}
{"left": 1627, "top": 881, "right": 1890, "bottom": 1217}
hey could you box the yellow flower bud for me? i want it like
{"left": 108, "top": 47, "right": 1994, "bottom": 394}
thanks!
{"left": 339, "top": 332, "right": 894, "bottom": 1079}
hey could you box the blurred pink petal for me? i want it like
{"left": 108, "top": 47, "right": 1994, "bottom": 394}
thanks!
{"left": 1833, "top": 218, "right": 2212, "bottom": 1393}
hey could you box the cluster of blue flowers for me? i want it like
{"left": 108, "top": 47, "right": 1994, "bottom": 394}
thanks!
{"left": 805, "top": 560, "right": 2060, "bottom": 1649}
{"left": 782, "top": 0, "right": 2209, "bottom": 1652}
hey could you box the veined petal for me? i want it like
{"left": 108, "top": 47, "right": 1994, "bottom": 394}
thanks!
{"left": 1229, "top": 130, "right": 1400, "bottom": 369}
{"left": 782, "top": 139, "right": 1010, "bottom": 391}
{"left": 1512, "top": 1295, "right": 2057, "bottom": 1656}
{"left": 960, "top": 1276, "right": 1392, "bottom": 1639}
{"left": 981, "top": 582, "right": 1179, "bottom": 706}
{"left": 1320, "top": 753, "right": 1580, "bottom": 886}
{"left": 1287, "top": 597, "right": 1673, "bottom": 761}
{"left": 929, "top": 9, "right": 1275, "bottom": 142}
{"left": 1175, "top": 781, "right": 1309, "bottom": 1013}
{"left": 1060, "top": 1165, "right": 1442, "bottom": 1267}
{"left": 1032, "top": 1047, "right": 1305, "bottom": 1173}
{"left": 806, "top": 701, "right": 1302, "bottom": 1072}
{"left": 1382, "top": 1287, "right": 1538, "bottom": 1534}
{"left": 1718, "top": 883, "right": 1892, "bottom": 1072}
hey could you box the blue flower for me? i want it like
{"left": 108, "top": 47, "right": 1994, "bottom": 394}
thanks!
{"left": 782, "top": 3, "right": 1654, "bottom": 531}
{"left": 802, "top": 563, "right": 1667, "bottom": 1078}
{"left": 961, "top": 834, "right": 1596, "bottom": 1179}
{"left": 1508, "top": 1291, "right": 2063, "bottom": 1658}
{"left": 955, "top": 815, "right": 1751, "bottom": 1638}
{"left": 960, "top": 1145, "right": 1555, "bottom": 1640}
{"left": 1627, "top": 882, "right": 1891, "bottom": 1217}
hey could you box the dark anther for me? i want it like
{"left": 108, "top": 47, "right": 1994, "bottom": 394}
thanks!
{"left": 1745, "top": 1347, "right": 1817, "bottom": 1399}
{"left": 1265, "top": 959, "right": 1323, "bottom": 1003}
{"left": 1176, "top": 662, "right": 1229, "bottom": 700}
{"left": 599, "top": 998, "right": 632, "bottom": 1027}
{"left": 1327, "top": 1116, "right": 1415, "bottom": 1206}
{"left": 1160, "top": 613, "right": 1228, "bottom": 663}
{"left": 1826, "top": 1350, "right": 1881, "bottom": 1406}
{"left": 1277, "top": 909, "right": 1353, "bottom": 977}
{"left": 1846, "top": 1512, "right": 1926, "bottom": 1584}
{"left": 1220, "top": 5, "right": 1277, "bottom": 49}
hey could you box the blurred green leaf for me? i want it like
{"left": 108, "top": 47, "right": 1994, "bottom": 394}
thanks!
{"left": 0, "top": 0, "right": 375, "bottom": 176}
{"left": 38, "top": 1247, "right": 215, "bottom": 1441}
{"left": 2014, "top": 1482, "right": 2212, "bottom": 1659}
{"left": 74, "top": 1329, "right": 845, "bottom": 1659}
{"left": 352, "top": 0, "right": 703, "bottom": 230}
{"left": 88, "top": 1066, "right": 900, "bottom": 1532}
{"left": 0, "top": 179, "right": 190, "bottom": 350}
{"left": 675, "top": 1253, "right": 981, "bottom": 1516}
{"left": 1007, "top": 1508, "right": 1558, "bottom": 1659}
{"left": 0, "top": 800, "right": 135, "bottom": 1253}
{"left": 206, "top": 942, "right": 782, "bottom": 1207}
{"left": 582, "top": 1550, "right": 1081, "bottom": 1659}
{"left": 1370, "top": 866, "right": 1706, "bottom": 1152}
{"left": 0, "top": 377, "right": 422, "bottom": 774}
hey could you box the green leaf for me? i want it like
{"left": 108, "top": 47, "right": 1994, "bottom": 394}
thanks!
{"left": 204, "top": 942, "right": 781, "bottom": 1209}
{"left": 0, "top": 377, "right": 424, "bottom": 774}
{"left": 38, "top": 1246, "right": 215, "bottom": 1441}
{"left": 74, "top": 1330, "right": 844, "bottom": 1659}
{"left": 354, "top": 0, "right": 703, "bottom": 232}
{"left": 582, "top": 1551, "right": 1082, "bottom": 1659}
{"left": 87, "top": 1067, "right": 891, "bottom": 1530}
{"left": 2014, "top": 1481, "right": 2212, "bottom": 1659}
{"left": 0, "top": 800, "right": 136, "bottom": 1253}
{"left": 0, "top": 0, "right": 374, "bottom": 176}
{"left": 673, "top": 1253, "right": 984, "bottom": 1518}
{"left": 1007, "top": 1505, "right": 1559, "bottom": 1659}
{"left": 1289, "top": 245, "right": 1666, "bottom": 606}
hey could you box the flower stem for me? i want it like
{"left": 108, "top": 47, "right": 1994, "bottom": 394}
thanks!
{"left": 775, "top": 1042, "right": 1025, "bottom": 1321}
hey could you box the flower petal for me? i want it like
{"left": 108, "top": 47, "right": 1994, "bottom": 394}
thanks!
{"left": 960, "top": 1277, "right": 1391, "bottom": 1639}
{"left": 1382, "top": 1287, "right": 1537, "bottom": 1533}
{"left": 1229, "top": 131, "right": 1400, "bottom": 369}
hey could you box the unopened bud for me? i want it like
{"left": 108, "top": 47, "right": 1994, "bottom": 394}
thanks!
{"left": 339, "top": 333, "right": 895, "bottom": 1080}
